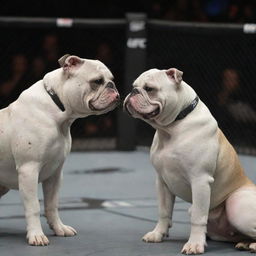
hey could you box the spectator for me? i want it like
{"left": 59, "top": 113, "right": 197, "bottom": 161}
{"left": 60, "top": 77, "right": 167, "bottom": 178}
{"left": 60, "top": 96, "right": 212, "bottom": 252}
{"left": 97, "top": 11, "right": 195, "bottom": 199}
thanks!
{"left": 148, "top": 0, "right": 165, "bottom": 19}
{"left": 214, "top": 68, "right": 256, "bottom": 144}
{"left": 164, "top": 0, "right": 190, "bottom": 21}
{"left": 203, "top": 0, "right": 230, "bottom": 22}
{"left": 96, "top": 42, "right": 113, "bottom": 67}
{"left": 163, "top": 0, "right": 207, "bottom": 22}
{"left": 240, "top": 2, "right": 256, "bottom": 23}
{"left": 0, "top": 54, "right": 29, "bottom": 108}
{"left": 40, "top": 33, "right": 60, "bottom": 71}
{"left": 29, "top": 56, "right": 47, "bottom": 84}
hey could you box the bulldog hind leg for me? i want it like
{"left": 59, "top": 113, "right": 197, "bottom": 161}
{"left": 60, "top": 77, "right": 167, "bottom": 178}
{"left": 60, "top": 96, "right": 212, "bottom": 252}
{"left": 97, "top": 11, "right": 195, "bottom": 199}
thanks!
{"left": 226, "top": 185, "right": 256, "bottom": 252}
{"left": 0, "top": 185, "right": 9, "bottom": 198}
{"left": 207, "top": 203, "right": 248, "bottom": 243}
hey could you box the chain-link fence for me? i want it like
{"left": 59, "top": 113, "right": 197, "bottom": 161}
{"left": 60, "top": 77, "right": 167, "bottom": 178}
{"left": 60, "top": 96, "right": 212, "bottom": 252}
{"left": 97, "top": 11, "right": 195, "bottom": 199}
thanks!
{"left": 0, "top": 16, "right": 256, "bottom": 154}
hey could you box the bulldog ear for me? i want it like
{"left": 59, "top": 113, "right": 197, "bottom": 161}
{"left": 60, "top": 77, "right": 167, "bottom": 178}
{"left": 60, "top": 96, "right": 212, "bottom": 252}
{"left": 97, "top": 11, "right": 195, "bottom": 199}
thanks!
{"left": 58, "top": 54, "right": 71, "bottom": 67}
{"left": 59, "top": 55, "right": 84, "bottom": 71}
{"left": 166, "top": 68, "right": 183, "bottom": 84}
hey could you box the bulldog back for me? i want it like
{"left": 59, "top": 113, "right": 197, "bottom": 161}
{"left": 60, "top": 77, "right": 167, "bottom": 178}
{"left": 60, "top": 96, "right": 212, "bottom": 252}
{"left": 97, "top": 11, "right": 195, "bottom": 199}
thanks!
{"left": 0, "top": 107, "right": 16, "bottom": 188}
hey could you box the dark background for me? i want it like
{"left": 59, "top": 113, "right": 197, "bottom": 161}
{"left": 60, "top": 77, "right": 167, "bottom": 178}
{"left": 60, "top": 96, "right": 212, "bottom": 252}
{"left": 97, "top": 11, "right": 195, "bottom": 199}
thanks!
{"left": 0, "top": 0, "right": 255, "bottom": 23}
{"left": 0, "top": 0, "right": 256, "bottom": 151}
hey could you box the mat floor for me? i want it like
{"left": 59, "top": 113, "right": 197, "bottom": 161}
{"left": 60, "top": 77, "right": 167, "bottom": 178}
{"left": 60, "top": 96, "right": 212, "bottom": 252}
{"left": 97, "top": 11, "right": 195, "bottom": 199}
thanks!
{"left": 0, "top": 151, "right": 256, "bottom": 256}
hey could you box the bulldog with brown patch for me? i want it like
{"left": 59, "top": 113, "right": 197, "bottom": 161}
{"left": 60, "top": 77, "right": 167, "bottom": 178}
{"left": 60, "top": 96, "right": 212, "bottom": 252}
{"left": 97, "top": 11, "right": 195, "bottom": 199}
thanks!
{"left": 124, "top": 68, "right": 256, "bottom": 254}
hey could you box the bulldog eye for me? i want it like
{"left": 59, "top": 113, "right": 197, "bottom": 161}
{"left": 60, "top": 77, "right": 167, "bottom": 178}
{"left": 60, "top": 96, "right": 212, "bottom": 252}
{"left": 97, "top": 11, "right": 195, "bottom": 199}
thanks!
{"left": 93, "top": 78, "right": 104, "bottom": 85}
{"left": 144, "top": 86, "right": 154, "bottom": 92}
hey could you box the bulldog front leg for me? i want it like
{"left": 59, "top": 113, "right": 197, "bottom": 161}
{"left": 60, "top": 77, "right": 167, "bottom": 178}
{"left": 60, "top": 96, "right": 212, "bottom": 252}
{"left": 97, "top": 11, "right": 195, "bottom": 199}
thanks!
{"left": 143, "top": 174, "right": 175, "bottom": 243}
{"left": 43, "top": 165, "right": 77, "bottom": 237}
{"left": 18, "top": 162, "right": 49, "bottom": 246}
{"left": 181, "top": 176, "right": 213, "bottom": 255}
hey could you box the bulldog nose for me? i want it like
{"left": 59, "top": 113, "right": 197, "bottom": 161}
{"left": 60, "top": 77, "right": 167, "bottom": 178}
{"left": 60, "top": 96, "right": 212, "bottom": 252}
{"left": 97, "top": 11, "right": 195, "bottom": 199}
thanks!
{"left": 131, "top": 88, "right": 140, "bottom": 96}
{"left": 106, "top": 82, "right": 115, "bottom": 89}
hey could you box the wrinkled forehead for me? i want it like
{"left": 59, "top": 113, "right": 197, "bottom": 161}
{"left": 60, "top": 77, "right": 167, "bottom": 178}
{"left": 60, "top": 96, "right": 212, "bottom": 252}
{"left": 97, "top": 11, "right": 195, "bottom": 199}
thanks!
{"left": 83, "top": 59, "right": 113, "bottom": 80}
{"left": 133, "top": 69, "right": 165, "bottom": 87}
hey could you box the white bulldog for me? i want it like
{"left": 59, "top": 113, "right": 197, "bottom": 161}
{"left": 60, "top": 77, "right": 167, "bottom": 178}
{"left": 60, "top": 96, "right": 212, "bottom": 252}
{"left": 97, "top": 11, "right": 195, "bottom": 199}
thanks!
{"left": 124, "top": 68, "right": 256, "bottom": 254}
{"left": 0, "top": 54, "right": 120, "bottom": 246}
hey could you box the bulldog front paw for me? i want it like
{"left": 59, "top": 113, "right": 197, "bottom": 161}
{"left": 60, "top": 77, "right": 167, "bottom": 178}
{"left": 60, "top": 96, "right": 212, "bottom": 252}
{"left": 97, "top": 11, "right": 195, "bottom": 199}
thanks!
{"left": 51, "top": 223, "right": 77, "bottom": 237}
{"left": 181, "top": 241, "right": 205, "bottom": 255}
{"left": 235, "top": 242, "right": 256, "bottom": 252}
{"left": 27, "top": 230, "right": 49, "bottom": 246}
{"left": 235, "top": 242, "right": 250, "bottom": 251}
{"left": 142, "top": 230, "right": 166, "bottom": 243}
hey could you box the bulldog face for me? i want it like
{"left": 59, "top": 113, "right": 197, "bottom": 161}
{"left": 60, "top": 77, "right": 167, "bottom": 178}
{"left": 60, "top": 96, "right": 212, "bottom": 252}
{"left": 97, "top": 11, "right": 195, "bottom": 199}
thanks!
{"left": 45, "top": 54, "right": 120, "bottom": 117}
{"left": 124, "top": 68, "right": 183, "bottom": 126}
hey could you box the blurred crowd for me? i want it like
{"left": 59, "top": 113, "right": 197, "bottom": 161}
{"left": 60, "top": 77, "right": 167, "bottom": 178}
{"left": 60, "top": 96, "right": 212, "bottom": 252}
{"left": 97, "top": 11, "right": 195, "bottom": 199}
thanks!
{"left": 147, "top": 0, "right": 256, "bottom": 23}
{"left": 0, "top": 0, "right": 256, "bottom": 142}
{"left": 0, "top": 0, "right": 255, "bottom": 23}
{"left": 0, "top": 35, "right": 60, "bottom": 108}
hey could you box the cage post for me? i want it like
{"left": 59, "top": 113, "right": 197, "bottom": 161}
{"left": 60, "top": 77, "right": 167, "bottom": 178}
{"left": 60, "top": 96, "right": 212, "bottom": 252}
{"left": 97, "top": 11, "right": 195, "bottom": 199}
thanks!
{"left": 117, "top": 13, "right": 147, "bottom": 150}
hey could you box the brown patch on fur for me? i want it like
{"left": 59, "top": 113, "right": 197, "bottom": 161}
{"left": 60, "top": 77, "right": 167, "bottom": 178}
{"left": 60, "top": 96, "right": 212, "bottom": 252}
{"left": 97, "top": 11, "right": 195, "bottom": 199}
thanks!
{"left": 210, "top": 129, "right": 252, "bottom": 207}
{"left": 218, "top": 129, "right": 252, "bottom": 186}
